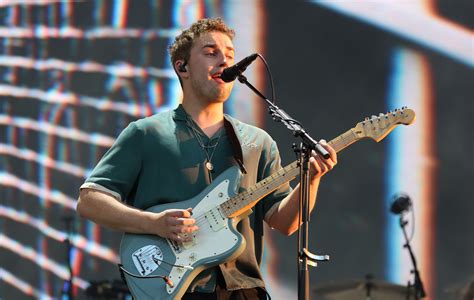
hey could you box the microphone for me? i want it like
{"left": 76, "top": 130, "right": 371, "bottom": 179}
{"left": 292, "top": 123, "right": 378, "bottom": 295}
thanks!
{"left": 220, "top": 53, "right": 258, "bottom": 82}
{"left": 390, "top": 193, "right": 412, "bottom": 214}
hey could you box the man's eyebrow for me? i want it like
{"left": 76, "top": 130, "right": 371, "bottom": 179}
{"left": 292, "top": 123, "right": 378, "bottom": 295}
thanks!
{"left": 202, "top": 44, "right": 234, "bottom": 52}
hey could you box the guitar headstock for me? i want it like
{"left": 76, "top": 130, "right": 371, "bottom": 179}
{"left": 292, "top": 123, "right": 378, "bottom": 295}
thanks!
{"left": 353, "top": 107, "right": 415, "bottom": 142}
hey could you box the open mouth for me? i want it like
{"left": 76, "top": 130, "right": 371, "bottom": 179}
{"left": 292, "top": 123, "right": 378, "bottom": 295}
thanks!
{"left": 211, "top": 73, "right": 224, "bottom": 83}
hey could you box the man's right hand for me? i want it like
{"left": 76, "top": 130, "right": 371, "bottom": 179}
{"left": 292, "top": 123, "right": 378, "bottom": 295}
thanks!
{"left": 150, "top": 208, "right": 199, "bottom": 242}
{"left": 77, "top": 189, "right": 199, "bottom": 242}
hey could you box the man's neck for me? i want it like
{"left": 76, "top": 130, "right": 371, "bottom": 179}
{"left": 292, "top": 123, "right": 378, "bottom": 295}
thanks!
{"left": 182, "top": 100, "right": 225, "bottom": 137}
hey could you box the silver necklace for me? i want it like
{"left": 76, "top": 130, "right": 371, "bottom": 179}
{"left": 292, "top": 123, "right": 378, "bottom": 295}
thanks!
{"left": 185, "top": 117, "right": 223, "bottom": 172}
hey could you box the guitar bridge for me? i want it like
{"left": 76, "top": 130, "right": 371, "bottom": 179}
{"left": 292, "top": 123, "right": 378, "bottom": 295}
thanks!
{"left": 168, "top": 239, "right": 183, "bottom": 254}
{"left": 131, "top": 245, "right": 163, "bottom": 276}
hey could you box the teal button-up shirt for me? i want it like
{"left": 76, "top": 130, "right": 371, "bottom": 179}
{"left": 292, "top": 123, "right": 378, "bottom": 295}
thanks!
{"left": 81, "top": 105, "right": 291, "bottom": 292}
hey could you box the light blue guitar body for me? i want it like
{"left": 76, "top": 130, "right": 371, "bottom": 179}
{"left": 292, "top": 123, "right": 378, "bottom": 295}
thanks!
{"left": 119, "top": 166, "right": 248, "bottom": 300}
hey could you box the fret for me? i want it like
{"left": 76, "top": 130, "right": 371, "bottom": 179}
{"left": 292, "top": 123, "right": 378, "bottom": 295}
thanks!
{"left": 330, "top": 129, "right": 357, "bottom": 153}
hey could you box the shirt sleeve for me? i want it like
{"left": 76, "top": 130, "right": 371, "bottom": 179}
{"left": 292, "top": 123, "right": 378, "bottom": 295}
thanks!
{"left": 81, "top": 122, "right": 143, "bottom": 202}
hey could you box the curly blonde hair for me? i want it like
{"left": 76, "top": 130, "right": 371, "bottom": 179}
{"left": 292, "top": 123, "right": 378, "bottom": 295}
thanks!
{"left": 168, "top": 17, "right": 235, "bottom": 66}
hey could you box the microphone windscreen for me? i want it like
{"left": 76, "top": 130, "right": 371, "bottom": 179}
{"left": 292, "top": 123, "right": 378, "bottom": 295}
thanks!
{"left": 390, "top": 194, "right": 412, "bottom": 214}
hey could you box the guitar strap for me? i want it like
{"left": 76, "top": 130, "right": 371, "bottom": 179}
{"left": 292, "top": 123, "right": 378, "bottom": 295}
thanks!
{"left": 224, "top": 118, "right": 247, "bottom": 175}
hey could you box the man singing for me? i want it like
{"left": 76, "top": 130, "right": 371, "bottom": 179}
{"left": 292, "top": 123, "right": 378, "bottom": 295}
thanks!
{"left": 77, "top": 17, "right": 337, "bottom": 299}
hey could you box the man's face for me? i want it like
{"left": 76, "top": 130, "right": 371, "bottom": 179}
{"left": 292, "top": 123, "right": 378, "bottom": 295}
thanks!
{"left": 185, "top": 31, "right": 235, "bottom": 103}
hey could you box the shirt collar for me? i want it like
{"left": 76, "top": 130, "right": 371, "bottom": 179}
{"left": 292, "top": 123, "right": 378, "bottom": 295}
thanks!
{"left": 172, "top": 104, "right": 188, "bottom": 122}
{"left": 173, "top": 104, "right": 241, "bottom": 138}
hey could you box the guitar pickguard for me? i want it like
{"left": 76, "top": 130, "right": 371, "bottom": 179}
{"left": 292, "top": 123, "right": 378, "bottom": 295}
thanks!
{"left": 165, "top": 179, "right": 240, "bottom": 294}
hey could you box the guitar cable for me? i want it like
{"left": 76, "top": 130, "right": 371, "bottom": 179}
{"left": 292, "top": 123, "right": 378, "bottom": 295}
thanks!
{"left": 118, "top": 264, "right": 175, "bottom": 287}
{"left": 151, "top": 256, "right": 194, "bottom": 271}
{"left": 118, "top": 256, "right": 194, "bottom": 288}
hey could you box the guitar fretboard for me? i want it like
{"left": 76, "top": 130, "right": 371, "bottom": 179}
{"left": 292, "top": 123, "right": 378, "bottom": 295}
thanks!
{"left": 219, "top": 128, "right": 359, "bottom": 218}
{"left": 328, "top": 128, "right": 359, "bottom": 153}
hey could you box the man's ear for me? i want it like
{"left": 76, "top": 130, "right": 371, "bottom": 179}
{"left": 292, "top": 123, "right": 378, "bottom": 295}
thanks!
{"left": 175, "top": 60, "right": 187, "bottom": 73}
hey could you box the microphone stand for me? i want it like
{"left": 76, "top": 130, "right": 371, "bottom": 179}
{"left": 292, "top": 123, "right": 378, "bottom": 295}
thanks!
{"left": 237, "top": 75, "right": 330, "bottom": 300}
{"left": 61, "top": 216, "right": 74, "bottom": 300}
{"left": 399, "top": 214, "right": 426, "bottom": 299}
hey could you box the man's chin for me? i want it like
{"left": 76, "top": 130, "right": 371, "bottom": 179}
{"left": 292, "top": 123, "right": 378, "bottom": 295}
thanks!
{"left": 209, "top": 97, "right": 229, "bottom": 104}
{"left": 211, "top": 91, "right": 232, "bottom": 103}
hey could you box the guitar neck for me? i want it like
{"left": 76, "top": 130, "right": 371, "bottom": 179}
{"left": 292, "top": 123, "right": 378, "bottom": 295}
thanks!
{"left": 220, "top": 128, "right": 360, "bottom": 218}
{"left": 327, "top": 128, "right": 361, "bottom": 153}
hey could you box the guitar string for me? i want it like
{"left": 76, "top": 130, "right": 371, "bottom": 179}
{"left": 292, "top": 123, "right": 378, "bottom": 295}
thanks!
{"left": 172, "top": 192, "right": 254, "bottom": 227}
{"left": 189, "top": 160, "right": 301, "bottom": 227}
{"left": 182, "top": 174, "right": 286, "bottom": 228}
{"left": 170, "top": 123, "right": 384, "bottom": 235}
{"left": 181, "top": 191, "right": 258, "bottom": 228}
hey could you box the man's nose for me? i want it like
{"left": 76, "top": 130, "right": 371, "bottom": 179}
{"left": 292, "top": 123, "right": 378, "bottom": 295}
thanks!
{"left": 217, "top": 52, "right": 229, "bottom": 67}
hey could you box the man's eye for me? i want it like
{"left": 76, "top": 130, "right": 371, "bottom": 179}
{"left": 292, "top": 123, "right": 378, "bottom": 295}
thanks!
{"left": 227, "top": 56, "right": 234, "bottom": 60}
{"left": 205, "top": 52, "right": 216, "bottom": 56}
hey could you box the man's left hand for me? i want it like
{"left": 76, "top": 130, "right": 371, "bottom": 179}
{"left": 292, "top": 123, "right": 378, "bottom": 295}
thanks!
{"left": 309, "top": 139, "right": 337, "bottom": 180}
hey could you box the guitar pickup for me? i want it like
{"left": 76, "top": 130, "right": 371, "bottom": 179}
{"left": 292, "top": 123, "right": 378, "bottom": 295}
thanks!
{"left": 204, "top": 207, "right": 226, "bottom": 232}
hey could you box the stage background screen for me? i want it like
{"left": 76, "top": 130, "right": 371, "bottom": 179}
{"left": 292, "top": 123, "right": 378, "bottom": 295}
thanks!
{"left": 0, "top": 1, "right": 472, "bottom": 299}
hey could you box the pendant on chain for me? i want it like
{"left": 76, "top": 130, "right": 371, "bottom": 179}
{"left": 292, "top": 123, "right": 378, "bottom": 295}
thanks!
{"left": 205, "top": 160, "right": 214, "bottom": 171}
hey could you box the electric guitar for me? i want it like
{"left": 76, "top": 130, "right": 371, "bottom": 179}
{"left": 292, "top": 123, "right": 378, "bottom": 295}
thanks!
{"left": 119, "top": 107, "right": 416, "bottom": 299}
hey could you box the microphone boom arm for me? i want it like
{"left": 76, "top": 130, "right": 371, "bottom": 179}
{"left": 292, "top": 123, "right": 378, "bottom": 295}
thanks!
{"left": 235, "top": 58, "right": 331, "bottom": 300}
{"left": 237, "top": 75, "right": 329, "bottom": 158}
